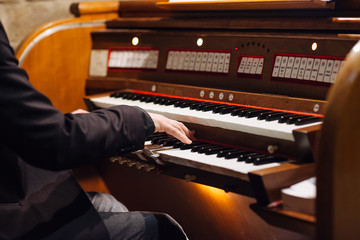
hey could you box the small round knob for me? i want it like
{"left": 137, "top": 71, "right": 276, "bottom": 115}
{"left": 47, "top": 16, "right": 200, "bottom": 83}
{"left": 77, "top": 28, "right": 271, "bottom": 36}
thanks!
{"left": 267, "top": 145, "right": 279, "bottom": 154}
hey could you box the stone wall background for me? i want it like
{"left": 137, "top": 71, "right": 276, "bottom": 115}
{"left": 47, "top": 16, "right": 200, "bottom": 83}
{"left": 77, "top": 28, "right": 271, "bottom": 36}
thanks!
{"left": 0, "top": 0, "right": 110, "bottom": 49}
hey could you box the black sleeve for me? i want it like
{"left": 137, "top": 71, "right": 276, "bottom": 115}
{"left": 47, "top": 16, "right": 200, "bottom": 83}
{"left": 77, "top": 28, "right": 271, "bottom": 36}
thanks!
{"left": 0, "top": 22, "right": 155, "bottom": 171}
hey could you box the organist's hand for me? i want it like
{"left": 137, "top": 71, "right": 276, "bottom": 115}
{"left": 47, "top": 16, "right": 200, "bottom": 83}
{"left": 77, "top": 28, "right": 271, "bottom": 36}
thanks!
{"left": 148, "top": 112, "right": 194, "bottom": 144}
{"left": 72, "top": 109, "right": 89, "bottom": 114}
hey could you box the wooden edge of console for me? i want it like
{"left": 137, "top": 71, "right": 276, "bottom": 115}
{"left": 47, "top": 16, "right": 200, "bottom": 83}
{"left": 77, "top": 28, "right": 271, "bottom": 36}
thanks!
{"left": 248, "top": 162, "right": 315, "bottom": 205}
{"left": 85, "top": 92, "right": 115, "bottom": 98}
{"left": 15, "top": 17, "right": 114, "bottom": 61}
{"left": 70, "top": 1, "right": 120, "bottom": 17}
{"left": 16, "top": 19, "right": 76, "bottom": 57}
{"left": 293, "top": 124, "right": 322, "bottom": 162}
{"left": 250, "top": 204, "right": 316, "bottom": 236}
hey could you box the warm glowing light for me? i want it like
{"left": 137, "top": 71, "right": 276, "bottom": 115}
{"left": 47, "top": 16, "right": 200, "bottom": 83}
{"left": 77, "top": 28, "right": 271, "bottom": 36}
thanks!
{"left": 197, "top": 38, "right": 203, "bottom": 47}
{"left": 194, "top": 184, "right": 237, "bottom": 209}
{"left": 132, "top": 37, "right": 139, "bottom": 46}
{"left": 311, "top": 42, "right": 318, "bottom": 51}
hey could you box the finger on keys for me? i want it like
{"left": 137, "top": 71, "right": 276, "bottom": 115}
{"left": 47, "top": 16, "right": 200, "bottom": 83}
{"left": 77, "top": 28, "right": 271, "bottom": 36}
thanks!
{"left": 148, "top": 112, "right": 194, "bottom": 144}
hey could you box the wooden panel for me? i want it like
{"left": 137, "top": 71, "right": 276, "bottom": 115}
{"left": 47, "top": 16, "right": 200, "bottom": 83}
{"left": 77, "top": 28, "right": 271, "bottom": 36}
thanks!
{"left": 86, "top": 78, "right": 327, "bottom": 115}
{"left": 157, "top": 0, "right": 334, "bottom": 11}
{"left": 316, "top": 41, "right": 360, "bottom": 239}
{"left": 16, "top": 15, "right": 119, "bottom": 113}
{"left": 97, "top": 159, "right": 310, "bottom": 240}
{"left": 89, "top": 29, "right": 358, "bottom": 101}
{"left": 250, "top": 204, "right": 315, "bottom": 237}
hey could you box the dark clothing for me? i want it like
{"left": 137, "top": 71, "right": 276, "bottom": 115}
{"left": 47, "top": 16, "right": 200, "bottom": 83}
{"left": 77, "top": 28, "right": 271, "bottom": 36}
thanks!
{"left": 0, "top": 21, "right": 156, "bottom": 239}
{"left": 88, "top": 193, "right": 188, "bottom": 240}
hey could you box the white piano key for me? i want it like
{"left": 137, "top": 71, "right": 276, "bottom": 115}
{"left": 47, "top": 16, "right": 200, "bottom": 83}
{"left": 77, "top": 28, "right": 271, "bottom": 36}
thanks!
{"left": 159, "top": 148, "right": 281, "bottom": 175}
{"left": 90, "top": 96, "right": 321, "bottom": 142}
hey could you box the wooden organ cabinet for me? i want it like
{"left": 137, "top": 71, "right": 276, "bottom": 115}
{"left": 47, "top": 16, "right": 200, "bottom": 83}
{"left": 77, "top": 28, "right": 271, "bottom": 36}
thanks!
{"left": 16, "top": 0, "right": 360, "bottom": 239}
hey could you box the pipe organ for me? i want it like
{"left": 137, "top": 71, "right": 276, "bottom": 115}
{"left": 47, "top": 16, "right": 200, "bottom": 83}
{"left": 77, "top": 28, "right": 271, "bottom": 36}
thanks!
{"left": 17, "top": 0, "right": 360, "bottom": 239}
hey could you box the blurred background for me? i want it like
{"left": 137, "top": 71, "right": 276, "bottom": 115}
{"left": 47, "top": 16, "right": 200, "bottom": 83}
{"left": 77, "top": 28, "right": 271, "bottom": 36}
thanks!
{"left": 0, "top": 0, "right": 110, "bottom": 49}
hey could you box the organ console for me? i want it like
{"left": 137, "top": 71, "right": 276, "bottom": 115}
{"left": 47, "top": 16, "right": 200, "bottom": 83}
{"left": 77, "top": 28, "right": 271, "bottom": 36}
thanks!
{"left": 16, "top": 0, "right": 360, "bottom": 239}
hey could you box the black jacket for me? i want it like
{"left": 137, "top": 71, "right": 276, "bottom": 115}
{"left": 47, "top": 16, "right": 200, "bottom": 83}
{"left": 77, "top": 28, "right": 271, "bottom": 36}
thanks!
{"left": 0, "top": 22, "right": 155, "bottom": 239}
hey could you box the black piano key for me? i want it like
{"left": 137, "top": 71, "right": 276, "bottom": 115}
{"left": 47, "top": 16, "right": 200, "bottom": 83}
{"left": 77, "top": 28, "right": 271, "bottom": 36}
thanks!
{"left": 195, "top": 102, "right": 213, "bottom": 111}
{"left": 212, "top": 105, "right": 225, "bottom": 114}
{"left": 295, "top": 116, "right": 322, "bottom": 126}
{"left": 150, "top": 133, "right": 169, "bottom": 144}
{"left": 217, "top": 148, "right": 239, "bottom": 158}
{"left": 265, "top": 112, "right": 289, "bottom": 121}
{"left": 146, "top": 133, "right": 162, "bottom": 142}
{"left": 190, "top": 102, "right": 203, "bottom": 110}
{"left": 230, "top": 107, "right": 249, "bottom": 116}
{"left": 245, "top": 153, "right": 266, "bottom": 163}
{"left": 197, "top": 144, "right": 219, "bottom": 154}
{"left": 140, "top": 96, "right": 156, "bottom": 103}
{"left": 253, "top": 156, "right": 286, "bottom": 165}
{"left": 129, "top": 94, "right": 142, "bottom": 100}
{"left": 120, "top": 93, "right": 129, "bottom": 99}
{"left": 146, "top": 134, "right": 161, "bottom": 141}
{"left": 205, "top": 146, "right": 232, "bottom": 155}
{"left": 224, "top": 149, "right": 248, "bottom": 159}
{"left": 182, "top": 101, "right": 198, "bottom": 108}
{"left": 201, "top": 103, "right": 223, "bottom": 112}
{"left": 286, "top": 115, "right": 307, "bottom": 125}
{"left": 157, "top": 137, "right": 175, "bottom": 145}
{"left": 237, "top": 108, "right": 257, "bottom": 117}
{"left": 164, "top": 99, "right": 180, "bottom": 106}
{"left": 138, "top": 95, "right": 147, "bottom": 101}
{"left": 245, "top": 109, "right": 272, "bottom": 118}
{"left": 163, "top": 139, "right": 180, "bottom": 146}
{"left": 153, "top": 98, "right": 163, "bottom": 104}
{"left": 111, "top": 92, "right": 128, "bottom": 98}
{"left": 174, "top": 100, "right": 194, "bottom": 108}
{"left": 123, "top": 93, "right": 136, "bottom": 100}
{"left": 173, "top": 101, "right": 183, "bottom": 107}
{"left": 191, "top": 143, "right": 211, "bottom": 152}
{"left": 219, "top": 106, "right": 241, "bottom": 115}
{"left": 157, "top": 97, "right": 177, "bottom": 106}
{"left": 180, "top": 144, "right": 193, "bottom": 150}
{"left": 173, "top": 142, "right": 185, "bottom": 148}
{"left": 153, "top": 97, "right": 166, "bottom": 104}
{"left": 257, "top": 111, "right": 281, "bottom": 120}
{"left": 278, "top": 114, "right": 300, "bottom": 123}
{"left": 180, "top": 141, "right": 204, "bottom": 150}
{"left": 151, "top": 136, "right": 168, "bottom": 144}
{"left": 238, "top": 152, "right": 259, "bottom": 162}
